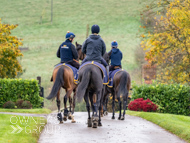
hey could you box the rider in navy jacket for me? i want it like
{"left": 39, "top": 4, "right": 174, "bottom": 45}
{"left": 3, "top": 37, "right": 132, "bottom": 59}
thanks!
{"left": 109, "top": 40, "right": 122, "bottom": 71}
{"left": 57, "top": 31, "right": 80, "bottom": 69}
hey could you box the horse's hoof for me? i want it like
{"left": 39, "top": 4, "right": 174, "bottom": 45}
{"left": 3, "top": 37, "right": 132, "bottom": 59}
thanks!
{"left": 63, "top": 116, "right": 67, "bottom": 121}
{"left": 104, "top": 111, "right": 108, "bottom": 116}
{"left": 118, "top": 117, "right": 121, "bottom": 120}
{"left": 112, "top": 116, "right": 115, "bottom": 120}
{"left": 57, "top": 113, "right": 63, "bottom": 122}
{"left": 98, "top": 122, "right": 102, "bottom": 126}
{"left": 68, "top": 116, "right": 72, "bottom": 120}
{"left": 121, "top": 116, "right": 125, "bottom": 120}
{"left": 92, "top": 121, "right": 98, "bottom": 128}
{"left": 87, "top": 119, "right": 92, "bottom": 127}
{"left": 60, "top": 121, "right": 64, "bottom": 124}
{"left": 68, "top": 113, "right": 72, "bottom": 120}
{"left": 71, "top": 120, "right": 76, "bottom": 123}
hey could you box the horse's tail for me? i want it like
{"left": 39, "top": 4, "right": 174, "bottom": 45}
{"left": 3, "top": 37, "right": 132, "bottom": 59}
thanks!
{"left": 117, "top": 71, "right": 128, "bottom": 98}
{"left": 76, "top": 67, "right": 91, "bottom": 102}
{"left": 46, "top": 66, "right": 64, "bottom": 100}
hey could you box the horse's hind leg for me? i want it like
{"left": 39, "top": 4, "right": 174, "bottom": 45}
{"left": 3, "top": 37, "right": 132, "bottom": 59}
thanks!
{"left": 84, "top": 90, "right": 92, "bottom": 127}
{"left": 56, "top": 92, "right": 63, "bottom": 123}
{"left": 112, "top": 94, "right": 115, "bottom": 119}
{"left": 98, "top": 89, "right": 104, "bottom": 126}
{"left": 89, "top": 91, "right": 95, "bottom": 117}
{"left": 117, "top": 97, "right": 122, "bottom": 120}
{"left": 121, "top": 92, "right": 128, "bottom": 120}
{"left": 72, "top": 90, "right": 76, "bottom": 114}
{"left": 63, "top": 89, "right": 72, "bottom": 121}
{"left": 92, "top": 90, "right": 101, "bottom": 128}
{"left": 104, "top": 95, "right": 109, "bottom": 116}
{"left": 68, "top": 96, "right": 72, "bottom": 120}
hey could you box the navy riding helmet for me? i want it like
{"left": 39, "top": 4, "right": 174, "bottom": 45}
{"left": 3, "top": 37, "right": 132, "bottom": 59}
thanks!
{"left": 91, "top": 25, "right": 100, "bottom": 34}
{"left": 65, "top": 31, "right": 75, "bottom": 39}
{"left": 111, "top": 40, "right": 118, "bottom": 47}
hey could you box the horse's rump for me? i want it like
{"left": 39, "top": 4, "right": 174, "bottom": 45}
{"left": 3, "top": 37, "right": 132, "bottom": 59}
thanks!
{"left": 47, "top": 65, "right": 75, "bottom": 100}
{"left": 77, "top": 64, "right": 103, "bottom": 102}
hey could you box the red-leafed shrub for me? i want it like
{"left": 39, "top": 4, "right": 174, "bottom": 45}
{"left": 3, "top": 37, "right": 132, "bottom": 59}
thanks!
{"left": 128, "top": 98, "right": 158, "bottom": 112}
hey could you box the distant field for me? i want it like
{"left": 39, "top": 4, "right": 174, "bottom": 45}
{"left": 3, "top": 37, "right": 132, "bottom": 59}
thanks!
{"left": 0, "top": 0, "right": 149, "bottom": 110}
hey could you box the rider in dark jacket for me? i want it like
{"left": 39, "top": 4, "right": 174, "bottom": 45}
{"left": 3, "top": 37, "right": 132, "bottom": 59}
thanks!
{"left": 109, "top": 40, "right": 122, "bottom": 71}
{"left": 81, "top": 25, "right": 108, "bottom": 67}
{"left": 57, "top": 31, "right": 80, "bottom": 69}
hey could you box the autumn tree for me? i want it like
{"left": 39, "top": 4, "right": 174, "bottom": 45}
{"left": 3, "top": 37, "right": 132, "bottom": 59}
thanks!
{"left": 0, "top": 19, "right": 23, "bottom": 78}
{"left": 142, "top": 0, "right": 190, "bottom": 85}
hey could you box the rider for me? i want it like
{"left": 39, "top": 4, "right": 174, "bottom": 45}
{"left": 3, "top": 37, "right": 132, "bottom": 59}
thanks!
{"left": 57, "top": 31, "right": 80, "bottom": 69}
{"left": 108, "top": 40, "right": 122, "bottom": 71}
{"left": 81, "top": 25, "right": 108, "bottom": 67}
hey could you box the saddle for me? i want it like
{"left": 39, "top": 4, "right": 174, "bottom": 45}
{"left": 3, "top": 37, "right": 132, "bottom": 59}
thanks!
{"left": 54, "top": 63, "right": 78, "bottom": 84}
{"left": 79, "top": 61, "right": 109, "bottom": 85}
{"left": 107, "top": 69, "right": 123, "bottom": 88}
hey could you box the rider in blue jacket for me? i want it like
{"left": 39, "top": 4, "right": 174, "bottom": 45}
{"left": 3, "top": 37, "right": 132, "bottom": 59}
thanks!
{"left": 57, "top": 31, "right": 80, "bottom": 69}
{"left": 109, "top": 40, "right": 122, "bottom": 71}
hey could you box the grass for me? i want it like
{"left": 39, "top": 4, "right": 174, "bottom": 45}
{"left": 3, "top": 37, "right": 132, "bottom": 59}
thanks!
{"left": 0, "top": 108, "right": 51, "bottom": 114}
{"left": 0, "top": 114, "right": 46, "bottom": 143}
{"left": 0, "top": 0, "right": 151, "bottom": 110}
{"left": 126, "top": 110, "right": 190, "bottom": 143}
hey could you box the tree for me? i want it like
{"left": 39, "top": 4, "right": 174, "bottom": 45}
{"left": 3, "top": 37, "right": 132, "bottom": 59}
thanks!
{"left": 0, "top": 19, "right": 23, "bottom": 78}
{"left": 141, "top": 0, "right": 190, "bottom": 85}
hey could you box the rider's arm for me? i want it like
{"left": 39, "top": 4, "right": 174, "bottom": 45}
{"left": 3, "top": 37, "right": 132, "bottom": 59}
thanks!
{"left": 82, "top": 40, "right": 87, "bottom": 54}
{"left": 57, "top": 45, "right": 61, "bottom": 58}
{"left": 71, "top": 44, "right": 78, "bottom": 60}
{"left": 102, "top": 40, "right": 106, "bottom": 56}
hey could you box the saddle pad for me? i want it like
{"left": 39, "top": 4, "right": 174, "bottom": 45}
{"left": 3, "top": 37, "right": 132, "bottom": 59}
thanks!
{"left": 54, "top": 63, "right": 78, "bottom": 84}
{"left": 107, "top": 69, "right": 123, "bottom": 88}
{"left": 79, "top": 61, "right": 108, "bottom": 85}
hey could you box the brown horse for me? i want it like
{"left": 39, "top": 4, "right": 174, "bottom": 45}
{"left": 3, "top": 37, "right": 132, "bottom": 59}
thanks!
{"left": 46, "top": 47, "right": 80, "bottom": 123}
{"left": 103, "top": 52, "right": 131, "bottom": 120}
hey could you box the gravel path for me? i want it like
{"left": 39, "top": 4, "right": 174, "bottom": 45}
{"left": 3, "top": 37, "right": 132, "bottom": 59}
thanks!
{"left": 38, "top": 112, "right": 186, "bottom": 143}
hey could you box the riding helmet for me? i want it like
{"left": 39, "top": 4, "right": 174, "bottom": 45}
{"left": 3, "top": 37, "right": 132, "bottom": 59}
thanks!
{"left": 91, "top": 25, "right": 100, "bottom": 34}
{"left": 111, "top": 40, "right": 118, "bottom": 48}
{"left": 65, "top": 31, "right": 75, "bottom": 39}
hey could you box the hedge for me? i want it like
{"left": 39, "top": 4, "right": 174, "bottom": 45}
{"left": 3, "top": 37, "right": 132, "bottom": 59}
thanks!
{"left": 132, "top": 83, "right": 190, "bottom": 116}
{"left": 0, "top": 78, "right": 43, "bottom": 108}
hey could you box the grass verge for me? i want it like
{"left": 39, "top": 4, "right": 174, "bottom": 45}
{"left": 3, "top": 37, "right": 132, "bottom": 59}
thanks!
{"left": 0, "top": 114, "right": 46, "bottom": 143}
{"left": 126, "top": 110, "right": 190, "bottom": 143}
{"left": 0, "top": 108, "right": 51, "bottom": 114}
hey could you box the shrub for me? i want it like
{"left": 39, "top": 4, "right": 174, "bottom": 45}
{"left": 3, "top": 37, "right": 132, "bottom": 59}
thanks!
{"left": 21, "top": 101, "right": 32, "bottom": 109}
{"left": 15, "top": 99, "right": 24, "bottom": 108}
{"left": 132, "top": 83, "right": 190, "bottom": 116}
{"left": 0, "top": 78, "right": 43, "bottom": 108}
{"left": 128, "top": 98, "right": 158, "bottom": 112}
{"left": 3, "top": 101, "right": 16, "bottom": 109}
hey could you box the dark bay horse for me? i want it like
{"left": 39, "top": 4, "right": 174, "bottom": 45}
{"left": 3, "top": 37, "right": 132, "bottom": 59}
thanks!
{"left": 76, "top": 42, "right": 104, "bottom": 128}
{"left": 103, "top": 52, "right": 131, "bottom": 120}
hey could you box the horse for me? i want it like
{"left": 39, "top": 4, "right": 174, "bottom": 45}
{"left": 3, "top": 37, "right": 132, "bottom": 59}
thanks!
{"left": 76, "top": 42, "right": 105, "bottom": 128}
{"left": 46, "top": 49, "right": 80, "bottom": 124}
{"left": 103, "top": 52, "right": 131, "bottom": 120}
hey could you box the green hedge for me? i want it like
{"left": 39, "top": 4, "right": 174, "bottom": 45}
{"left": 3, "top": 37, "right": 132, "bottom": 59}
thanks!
{"left": 132, "top": 83, "right": 190, "bottom": 116}
{"left": 0, "top": 78, "right": 43, "bottom": 108}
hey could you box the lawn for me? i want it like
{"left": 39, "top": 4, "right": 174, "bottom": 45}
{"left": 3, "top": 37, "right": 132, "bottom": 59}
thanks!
{"left": 126, "top": 110, "right": 190, "bottom": 143}
{"left": 0, "top": 108, "right": 51, "bottom": 114}
{"left": 0, "top": 0, "right": 151, "bottom": 110}
{"left": 0, "top": 114, "right": 46, "bottom": 143}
